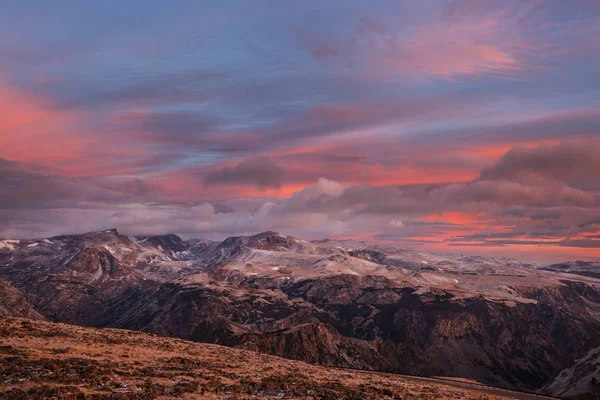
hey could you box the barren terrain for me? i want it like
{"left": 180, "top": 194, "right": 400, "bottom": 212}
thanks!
{"left": 0, "top": 317, "right": 555, "bottom": 400}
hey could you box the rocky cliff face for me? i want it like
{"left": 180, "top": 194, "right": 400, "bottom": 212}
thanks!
{"left": 0, "top": 279, "right": 46, "bottom": 320}
{"left": 1, "top": 229, "right": 600, "bottom": 397}
{"left": 27, "top": 247, "right": 153, "bottom": 326}
{"left": 0, "top": 230, "right": 164, "bottom": 326}
{"left": 544, "top": 345, "right": 600, "bottom": 400}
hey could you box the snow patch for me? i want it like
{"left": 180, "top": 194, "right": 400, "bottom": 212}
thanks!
{"left": 43, "top": 239, "right": 53, "bottom": 244}
{"left": 27, "top": 242, "right": 39, "bottom": 248}
{"left": 0, "top": 240, "right": 20, "bottom": 251}
{"left": 88, "top": 264, "right": 103, "bottom": 284}
{"left": 103, "top": 245, "right": 116, "bottom": 255}
{"left": 271, "top": 266, "right": 280, "bottom": 271}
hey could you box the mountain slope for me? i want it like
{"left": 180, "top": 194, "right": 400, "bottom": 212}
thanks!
{"left": 0, "top": 317, "right": 554, "bottom": 400}
{"left": 544, "top": 345, "right": 600, "bottom": 400}
{"left": 0, "top": 232, "right": 157, "bottom": 326}
{"left": 541, "top": 261, "right": 600, "bottom": 280}
{"left": 0, "top": 230, "right": 210, "bottom": 326}
{"left": 0, "top": 280, "right": 45, "bottom": 320}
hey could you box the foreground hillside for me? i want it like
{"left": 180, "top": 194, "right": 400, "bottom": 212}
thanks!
{"left": 0, "top": 317, "right": 553, "bottom": 400}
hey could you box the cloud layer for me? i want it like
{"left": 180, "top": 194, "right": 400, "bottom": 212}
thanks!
{"left": 0, "top": 1, "right": 599, "bottom": 261}
{"left": 204, "top": 157, "right": 284, "bottom": 189}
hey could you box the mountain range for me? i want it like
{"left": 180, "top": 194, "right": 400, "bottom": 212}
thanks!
{"left": 1, "top": 229, "right": 600, "bottom": 399}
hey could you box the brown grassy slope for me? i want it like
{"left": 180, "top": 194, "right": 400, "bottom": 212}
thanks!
{"left": 0, "top": 317, "right": 550, "bottom": 400}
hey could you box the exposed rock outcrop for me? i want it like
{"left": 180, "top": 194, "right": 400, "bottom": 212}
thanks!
{"left": 0, "top": 279, "right": 46, "bottom": 320}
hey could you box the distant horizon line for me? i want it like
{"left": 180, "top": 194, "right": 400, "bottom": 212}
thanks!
{"left": 2, "top": 227, "right": 597, "bottom": 265}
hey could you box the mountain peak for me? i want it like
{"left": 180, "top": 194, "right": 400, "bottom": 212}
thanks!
{"left": 251, "top": 231, "right": 286, "bottom": 239}
{"left": 135, "top": 233, "right": 187, "bottom": 252}
{"left": 85, "top": 228, "right": 120, "bottom": 236}
{"left": 135, "top": 233, "right": 183, "bottom": 241}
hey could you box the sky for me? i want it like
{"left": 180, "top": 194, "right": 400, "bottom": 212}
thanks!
{"left": 1, "top": 0, "right": 600, "bottom": 262}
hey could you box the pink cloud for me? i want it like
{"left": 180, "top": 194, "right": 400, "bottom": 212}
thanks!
{"left": 301, "top": 1, "right": 557, "bottom": 79}
{"left": 0, "top": 81, "right": 149, "bottom": 178}
{"left": 309, "top": 103, "right": 364, "bottom": 124}
{"left": 371, "top": 14, "right": 528, "bottom": 79}
{"left": 0, "top": 82, "right": 82, "bottom": 164}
